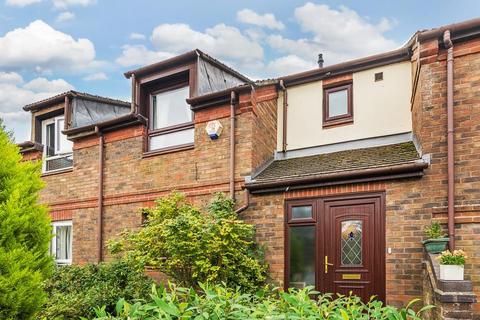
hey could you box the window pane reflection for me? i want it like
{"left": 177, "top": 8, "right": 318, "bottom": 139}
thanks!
{"left": 328, "top": 89, "right": 348, "bottom": 117}
{"left": 289, "top": 225, "right": 315, "bottom": 288}
{"left": 291, "top": 206, "right": 312, "bottom": 220}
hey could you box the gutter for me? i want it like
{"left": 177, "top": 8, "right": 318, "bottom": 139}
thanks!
{"left": 281, "top": 46, "right": 411, "bottom": 87}
{"left": 187, "top": 84, "right": 252, "bottom": 111}
{"left": 17, "top": 141, "right": 43, "bottom": 153}
{"left": 418, "top": 17, "right": 480, "bottom": 42}
{"left": 444, "top": 30, "right": 456, "bottom": 250}
{"left": 246, "top": 161, "right": 428, "bottom": 193}
{"left": 62, "top": 113, "right": 146, "bottom": 138}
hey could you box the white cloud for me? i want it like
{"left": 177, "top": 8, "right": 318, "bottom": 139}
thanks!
{"left": 5, "top": 0, "right": 41, "bottom": 6}
{"left": 116, "top": 45, "right": 173, "bottom": 67}
{"left": 56, "top": 11, "right": 75, "bottom": 22}
{"left": 0, "top": 76, "right": 74, "bottom": 141}
{"left": 0, "top": 71, "right": 23, "bottom": 84}
{"left": 278, "top": 3, "right": 398, "bottom": 65}
{"left": 0, "top": 20, "right": 96, "bottom": 73}
{"left": 53, "top": 0, "right": 95, "bottom": 9}
{"left": 115, "top": 4, "right": 398, "bottom": 78}
{"left": 150, "top": 23, "right": 263, "bottom": 68}
{"left": 267, "top": 55, "right": 316, "bottom": 76}
{"left": 129, "top": 32, "right": 146, "bottom": 40}
{"left": 82, "top": 72, "right": 108, "bottom": 81}
{"left": 23, "top": 77, "right": 73, "bottom": 92}
{"left": 237, "top": 9, "right": 284, "bottom": 30}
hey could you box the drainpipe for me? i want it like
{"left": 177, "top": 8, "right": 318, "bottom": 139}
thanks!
{"left": 230, "top": 91, "right": 236, "bottom": 200}
{"left": 96, "top": 126, "right": 104, "bottom": 262}
{"left": 235, "top": 189, "right": 250, "bottom": 214}
{"left": 279, "top": 80, "right": 288, "bottom": 152}
{"left": 444, "top": 30, "right": 455, "bottom": 250}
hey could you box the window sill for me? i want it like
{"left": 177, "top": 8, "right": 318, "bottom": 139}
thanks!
{"left": 41, "top": 167, "right": 73, "bottom": 177}
{"left": 142, "top": 143, "right": 194, "bottom": 158}
{"left": 322, "top": 118, "right": 353, "bottom": 128}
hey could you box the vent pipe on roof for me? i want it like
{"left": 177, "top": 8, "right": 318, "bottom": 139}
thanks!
{"left": 318, "top": 54, "right": 324, "bottom": 68}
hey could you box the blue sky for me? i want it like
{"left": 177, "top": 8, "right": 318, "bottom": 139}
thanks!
{"left": 1, "top": 0, "right": 479, "bottom": 141}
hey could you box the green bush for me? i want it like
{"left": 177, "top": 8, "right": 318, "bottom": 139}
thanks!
{"left": 37, "top": 260, "right": 154, "bottom": 319}
{"left": 424, "top": 221, "right": 446, "bottom": 239}
{"left": 90, "top": 283, "right": 434, "bottom": 320}
{"left": 0, "top": 122, "right": 53, "bottom": 319}
{"left": 109, "top": 192, "right": 268, "bottom": 291}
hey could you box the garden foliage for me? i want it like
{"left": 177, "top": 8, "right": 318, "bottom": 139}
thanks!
{"left": 0, "top": 125, "right": 53, "bottom": 319}
{"left": 109, "top": 192, "right": 268, "bottom": 291}
{"left": 90, "top": 283, "right": 433, "bottom": 320}
{"left": 437, "top": 249, "right": 467, "bottom": 265}
{"left": 37, "top": 260, "right": 153, "bottom": 319}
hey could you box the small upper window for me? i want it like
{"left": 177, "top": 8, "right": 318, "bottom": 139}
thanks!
{"left": 42, "top": 116, "right": 73, "bottom": 172}
{"left": 323, "top": 83, "right": 353, "bottom": 127}
{"left": 51, "top": 221, "right": 73, "bottom": 265}
{"left": 148, "top": 83, "right": 194, "bottom": 152}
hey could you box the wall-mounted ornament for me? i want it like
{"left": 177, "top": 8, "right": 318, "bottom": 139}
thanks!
{"left": 205, "top": 120, "right": 223, "bottom": 140}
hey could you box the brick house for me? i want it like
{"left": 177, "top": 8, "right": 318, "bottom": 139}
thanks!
{"left": 19, "top": 19, "right": 480, "bottom": 316}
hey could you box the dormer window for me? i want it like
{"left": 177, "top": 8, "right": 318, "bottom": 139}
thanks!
{"left": 148, "top": 81, "right": 194, "bottom": 152}
{"left": 323, "top": 83, "right": 353, "bottom": 127}
{"left": 42, "top": 116, "right": 73, "bottom": 172}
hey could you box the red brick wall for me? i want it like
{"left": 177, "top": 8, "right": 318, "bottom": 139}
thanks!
{"left": 242, "top": 36, "right": 480, "bottom": 314}
{"left": 412, "top": 37, "right": 480, "bottom": 314}
{"left": 36, "top": 84, "right": 278, "bottom": 265}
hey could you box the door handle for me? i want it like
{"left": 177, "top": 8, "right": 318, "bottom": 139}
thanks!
{"left": 325, "top": 255, "right": 333, "bottom": 274}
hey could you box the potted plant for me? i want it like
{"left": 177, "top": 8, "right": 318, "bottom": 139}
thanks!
{"left": 422, "top": 221, "right": 449, "bottom": 253}
{"left": 437, "top": 249, "right": 467, "bottom": 280}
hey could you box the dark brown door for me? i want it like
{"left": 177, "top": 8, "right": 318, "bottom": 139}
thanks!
{"left": 286, "top": 193, "right": 385, "bottom": 302}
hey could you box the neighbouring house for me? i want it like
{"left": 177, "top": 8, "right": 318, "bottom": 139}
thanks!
{"left": 19, "top": 18, "right": 480, "bottom": 318}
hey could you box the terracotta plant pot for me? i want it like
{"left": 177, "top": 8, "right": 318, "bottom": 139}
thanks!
{"left": 422, "top": 237, "right": 449, "bottom": 253}
{"left": 439, "top": 264, "right": 464, "bottom": 280}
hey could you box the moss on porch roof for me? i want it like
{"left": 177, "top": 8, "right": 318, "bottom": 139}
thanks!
{"left": 252, "top": 142, "right": 421, "bottom": 183}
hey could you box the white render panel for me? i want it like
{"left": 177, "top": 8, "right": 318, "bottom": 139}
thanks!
{"left": 281, "top": 61, "right": 412, "bottom": 151}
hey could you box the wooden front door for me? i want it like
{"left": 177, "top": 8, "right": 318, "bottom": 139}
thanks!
{"left": 286, "top": 193, "right": 385, "bottom": 302}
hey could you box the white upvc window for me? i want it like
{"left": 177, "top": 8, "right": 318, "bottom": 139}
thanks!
{"left": 42, "top": 116, "right": 73, "bottom": 173}
{"left": 51, "top": 220, "right": 73, "bottom": 265}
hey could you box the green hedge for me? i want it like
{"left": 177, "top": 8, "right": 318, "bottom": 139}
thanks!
{"left": 90, "top": 283, "right": 433, "bottom": 320}
{"left": 37, "top": 260, "right": 153, "bottom": 319}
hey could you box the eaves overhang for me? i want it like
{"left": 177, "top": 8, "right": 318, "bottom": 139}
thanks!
{"left": 246, "top": 161, "right": 428, "bottom": 194}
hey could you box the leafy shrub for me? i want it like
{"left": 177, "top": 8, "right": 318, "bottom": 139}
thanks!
{"left": 424, "top": 221, "right": 446, "bottom": 239}
{"left": 90, "top": 283, "right": 433, "bottom": 320}
{"left": 437, "top": 249, "right": 467, "bottom": 265}
{"left": 37, "top": 260, "right": 153, "bottom": 319}
{"left": 109, "top": 192, "right": 268, "bottom": 291}
{"left": 0, "top": 124, "right": 53, "bottom": 319}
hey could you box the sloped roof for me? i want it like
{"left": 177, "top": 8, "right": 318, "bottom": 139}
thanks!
{"left": 247, "top": 142, "right": 426, "bottom": 192}
{"left": 23, "top": 90, "right": 130, "bottom": 111}
{"left": 124, "top": 49, "right": 252, "bottom": 83}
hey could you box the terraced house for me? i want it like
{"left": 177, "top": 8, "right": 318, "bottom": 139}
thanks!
{"left": 19, "top": 18, "right": 480, "bottom": 318}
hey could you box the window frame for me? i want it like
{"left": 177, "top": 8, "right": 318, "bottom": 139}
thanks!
{"left": 146, "top": 80, "right": 194, "bottom": 154}
{"left": 41, "top": 115, "right": 73, "bottom": 173}
{"left": 322, "top": 83, "right": 353, "bottom": 128}
{"left": 51, "top": 220, "right": 73, "bottom": 265}
{"left": 285, "top": 199, "right": 318, "bottom": 289}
